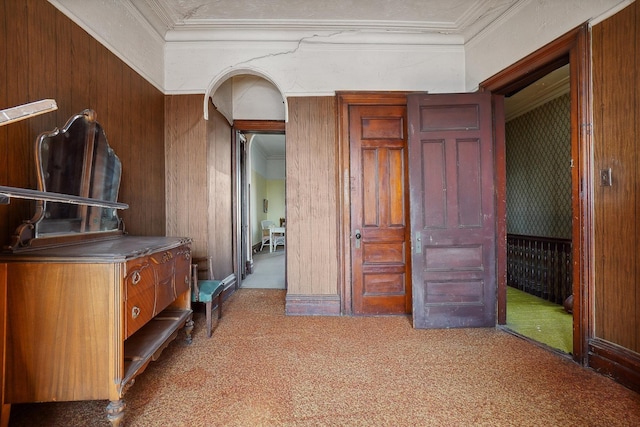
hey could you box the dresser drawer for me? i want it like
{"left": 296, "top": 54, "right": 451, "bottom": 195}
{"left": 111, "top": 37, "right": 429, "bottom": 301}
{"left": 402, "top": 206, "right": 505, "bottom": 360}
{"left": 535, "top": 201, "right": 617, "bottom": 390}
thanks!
{"left": 125, "top": 259, "right": 155, "bottom": 299}
{"left": 150, "top": 249, "right": 176, "bottom": 284}
{"left": 155, "top": 273, "right": 175, "bottom": 315}
{"left": 174, "top": 246, "right": 191, "bottom": 297}
{"left": 125, "top": 286, "right": 155, "bottom": 339}
{"left": 150, "top": 248, "right": 179, "bottom": 314}
{"left": 124, "top": 244, "right": 191, "bottom": 336}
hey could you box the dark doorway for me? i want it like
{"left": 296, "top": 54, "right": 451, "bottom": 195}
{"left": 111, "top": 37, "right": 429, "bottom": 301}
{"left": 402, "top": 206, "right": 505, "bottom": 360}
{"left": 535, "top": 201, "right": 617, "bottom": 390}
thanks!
{"left": 479, "top": 24, "right": 591, "bottom": 364}
{"left": 502, "top": 65, "right": 573, "bottom": 354}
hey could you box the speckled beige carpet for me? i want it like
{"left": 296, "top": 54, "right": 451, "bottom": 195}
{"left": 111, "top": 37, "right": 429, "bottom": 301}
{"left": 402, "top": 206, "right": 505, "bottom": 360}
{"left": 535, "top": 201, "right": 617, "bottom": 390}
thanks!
{"left": 8, "top": 289, "right": 640, "bottom": 426}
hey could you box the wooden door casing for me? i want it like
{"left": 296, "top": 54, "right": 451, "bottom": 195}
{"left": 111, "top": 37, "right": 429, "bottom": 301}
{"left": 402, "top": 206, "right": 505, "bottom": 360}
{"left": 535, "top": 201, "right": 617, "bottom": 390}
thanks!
{"left": 350, "top": 104, "right": 411, "bottom": 315}
{"left": 408, "top": 92, "right": 496, "bottom": 328}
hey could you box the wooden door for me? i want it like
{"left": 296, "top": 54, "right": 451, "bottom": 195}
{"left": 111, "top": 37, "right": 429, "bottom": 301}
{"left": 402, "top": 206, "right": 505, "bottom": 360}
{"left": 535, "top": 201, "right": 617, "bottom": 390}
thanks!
{"left": 350, "top": 105, "right": 411, "bottom": 315}
{"left": 408, "top": 93, "right": 496, "bottom": 328}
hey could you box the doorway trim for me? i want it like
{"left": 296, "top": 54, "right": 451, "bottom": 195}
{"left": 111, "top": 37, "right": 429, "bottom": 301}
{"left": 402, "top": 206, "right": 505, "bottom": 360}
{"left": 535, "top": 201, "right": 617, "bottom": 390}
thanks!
{"left": 231, "top": 120, "right": 286, "bottom": 289}
{"left": 337, "top": 92, "right": 410, "bottom": 315}
{"left": 478, "top": 24, "right": 592, "bottom": 364}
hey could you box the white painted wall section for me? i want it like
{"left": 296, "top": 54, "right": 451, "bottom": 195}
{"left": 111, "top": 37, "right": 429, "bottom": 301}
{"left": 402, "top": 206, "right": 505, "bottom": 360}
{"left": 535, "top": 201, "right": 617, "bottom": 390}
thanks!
{"left": 49, "top": 0, "right": 631, "bottom": 98}
{"left": 232, "top": 76, "right": 286, "bottom": 121}
{"left": 465, "top": 0, "right": 630, "bottom": 91}
{"left": 166, "top": 34, "right": 466, "bottom": 96}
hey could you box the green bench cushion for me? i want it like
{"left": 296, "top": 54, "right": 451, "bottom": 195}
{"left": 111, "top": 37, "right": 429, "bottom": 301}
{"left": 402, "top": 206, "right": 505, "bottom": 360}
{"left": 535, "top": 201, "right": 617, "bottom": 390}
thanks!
{"left": 193, "top": 280, "right": 224, "bottom": 303}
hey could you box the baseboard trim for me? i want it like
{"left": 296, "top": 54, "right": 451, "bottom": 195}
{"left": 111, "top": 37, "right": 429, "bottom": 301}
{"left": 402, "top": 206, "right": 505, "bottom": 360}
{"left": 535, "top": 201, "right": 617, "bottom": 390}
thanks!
{"left": 285, "top": 294, "right": 341, "bottom": 316}
{"left": 588, "top": 338, "right": 640, "bottom": 393}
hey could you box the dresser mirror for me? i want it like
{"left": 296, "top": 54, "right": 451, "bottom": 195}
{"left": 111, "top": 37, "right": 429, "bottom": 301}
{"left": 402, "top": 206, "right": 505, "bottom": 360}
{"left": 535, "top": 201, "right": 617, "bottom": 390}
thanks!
{"left": 7, "top": 109, "right": 125, "bottom": 250}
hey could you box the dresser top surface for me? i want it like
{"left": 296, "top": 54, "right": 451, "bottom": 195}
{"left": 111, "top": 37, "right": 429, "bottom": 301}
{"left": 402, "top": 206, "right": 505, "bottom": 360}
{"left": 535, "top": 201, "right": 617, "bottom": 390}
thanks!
{"left": 0, "top": 235, "right": 191, "bottom": 263}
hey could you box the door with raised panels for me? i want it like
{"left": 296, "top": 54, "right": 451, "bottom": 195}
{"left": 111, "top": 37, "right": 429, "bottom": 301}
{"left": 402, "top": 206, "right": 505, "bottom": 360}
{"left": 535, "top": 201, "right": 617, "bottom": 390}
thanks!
{"left": 408, "top": 92, "right": 496, "bottom": 328}
{"left": 350, "top": 104, "right": 411, "bottom": 315}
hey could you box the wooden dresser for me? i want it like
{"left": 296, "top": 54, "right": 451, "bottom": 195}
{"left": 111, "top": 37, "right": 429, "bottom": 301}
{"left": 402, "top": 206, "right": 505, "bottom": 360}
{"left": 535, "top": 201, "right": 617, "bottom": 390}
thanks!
{"left": 0, "top": 109, "right": 193, "bottom": 426}
{"left": 0, "top": 236, "right": 192, "bottom": 426}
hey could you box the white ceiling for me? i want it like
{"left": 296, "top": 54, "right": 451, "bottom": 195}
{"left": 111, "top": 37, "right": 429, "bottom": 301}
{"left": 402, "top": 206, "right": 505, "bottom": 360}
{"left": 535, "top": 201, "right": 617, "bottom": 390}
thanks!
{"left": 130, "top": 0, "right": 521, "bottom": 42}
{"left": 249, "top": 133, "right": 286, "bottom": 159}
{"left": 129, "top": 0, "right": 567, "bottom": 119}
{"left": 179, "top": 1, "right": 523, "bottom": 159}
{"left": 50, "top": 0, "right": 572, "bottom": 120}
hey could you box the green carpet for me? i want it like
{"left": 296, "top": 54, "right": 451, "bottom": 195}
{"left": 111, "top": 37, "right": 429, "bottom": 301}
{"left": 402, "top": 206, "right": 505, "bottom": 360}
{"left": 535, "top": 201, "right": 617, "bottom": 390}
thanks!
{"left": 506, "top": 286, "right": 573, "bottom": 354}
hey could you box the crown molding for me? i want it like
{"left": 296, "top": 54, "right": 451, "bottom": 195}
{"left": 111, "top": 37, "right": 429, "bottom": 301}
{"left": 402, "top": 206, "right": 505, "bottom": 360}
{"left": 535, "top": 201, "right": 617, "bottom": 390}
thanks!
{"left": 164, "top": 22, "right": 466, "bottom": 45}
{"left": 465, "top": 0, "right": 529, "bottom": 48}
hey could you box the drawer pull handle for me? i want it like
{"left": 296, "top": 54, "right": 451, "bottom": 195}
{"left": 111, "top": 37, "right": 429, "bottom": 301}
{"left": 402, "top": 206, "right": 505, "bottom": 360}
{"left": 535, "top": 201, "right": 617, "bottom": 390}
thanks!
{"left": 132, "top": 271, "right": 141, "bottom": 285}
{"left": 185, "top": 276, "right": 189, "bottom": 285}
{"left": 131, "top": 306, "right": 141, "bottom": 319}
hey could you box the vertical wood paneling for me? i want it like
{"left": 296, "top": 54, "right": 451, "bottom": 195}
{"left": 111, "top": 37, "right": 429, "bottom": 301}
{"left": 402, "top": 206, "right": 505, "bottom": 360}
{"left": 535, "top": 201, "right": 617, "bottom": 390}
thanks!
{"left": 31, "top": 7, "right": 62, "bottom": 134}
{"left": 4, "top": 1, "right": 31, "bottom": 237}
{"left": 285, "top": 97, "right": 338, "bottom": 296}
{"left": 285, "top": 98, "right": 306, "bottom": 292}
{"left": 164, "top": 97, "right": 179, "bottom": 236}
{"left": 128, "top": 73, "right": 145, "bottom": 233}
{"left": 165, "top": 95, "right": 207, "bottom": 253}
{"left": 636, "top": 2, "right": 640, "bottom": 350}
{"left": 0, "top": 1, "right": 166, "bottom": 244}
{"left": 151, "top": 81, "right": 167, "bottom": 234}
{"left": 54, "top": 6, "right": 73, "bottom": 119}
{"left": 0, "top": 2, "right": 9, "bottom": 238}
{"left": 0, "top": 263, "right": 5, "bottom": 423}
{"left": 322, "top": 96, "right": 338, "bottom": 293}
{"left": 69, "top": 19, "right": 95, "bottom": 111}
{"left": 208, "top": 107, "right": 233, "bottom": 278}
{"left": 118, "top": 69, "right": 134, "bottom": 231}
{"left": 164, "top": 97, "right": 234, "bottom": 280}
{"left": 592, "top": 3, "right": 638, "bottom": 352}
{"left": 105, "top": 52, "right": 123, "bottom": 159}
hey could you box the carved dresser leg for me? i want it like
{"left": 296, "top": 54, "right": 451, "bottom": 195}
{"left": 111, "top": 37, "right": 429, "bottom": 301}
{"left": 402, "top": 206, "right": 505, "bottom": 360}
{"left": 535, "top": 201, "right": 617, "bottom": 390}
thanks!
{"left": 106, "top": 399, "right": 125, "bottom": 427}
{"left": 184, "top": 315, "right": 194, "bottom": 344}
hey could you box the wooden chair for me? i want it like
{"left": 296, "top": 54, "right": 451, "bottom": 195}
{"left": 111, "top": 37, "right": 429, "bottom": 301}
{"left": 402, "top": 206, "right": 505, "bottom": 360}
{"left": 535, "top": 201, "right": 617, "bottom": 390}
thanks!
{"left": 191, "top": 256, "right": 224, "bottom": 338}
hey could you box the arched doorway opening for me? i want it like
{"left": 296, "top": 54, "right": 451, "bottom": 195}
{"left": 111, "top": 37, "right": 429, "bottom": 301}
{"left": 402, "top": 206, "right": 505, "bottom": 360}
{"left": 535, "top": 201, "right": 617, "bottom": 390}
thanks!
{"left": 205, "top": 70, "right": 287, "bottom": 290}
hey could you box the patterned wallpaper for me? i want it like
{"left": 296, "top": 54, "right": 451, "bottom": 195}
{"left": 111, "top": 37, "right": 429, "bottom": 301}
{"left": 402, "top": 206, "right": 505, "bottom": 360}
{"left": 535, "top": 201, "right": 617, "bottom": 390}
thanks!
{"left": 505, "top": 93, "right": 572, "bottom": 239}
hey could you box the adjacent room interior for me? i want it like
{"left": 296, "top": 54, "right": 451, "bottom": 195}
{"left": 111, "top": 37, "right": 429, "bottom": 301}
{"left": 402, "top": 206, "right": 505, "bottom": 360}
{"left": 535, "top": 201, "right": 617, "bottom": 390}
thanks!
{"left": 503, "top": 65, "right": 573, "bottom": 355}
{"left": 242, "top": 132, "right": 286, "bottom": 290}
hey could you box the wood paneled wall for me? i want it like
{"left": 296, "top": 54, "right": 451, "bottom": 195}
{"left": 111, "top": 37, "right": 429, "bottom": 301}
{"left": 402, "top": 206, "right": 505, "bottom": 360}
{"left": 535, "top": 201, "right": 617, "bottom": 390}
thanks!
{"left": 0, "top": 0, "right": 166, "bottom": 243}
{"left": 0, "top": 263, "right": 6, "bottom": 425}
{"left": 165, "top": 95, "right": 208, "bottom": 249}
{"left": 207, "top": 103, "right": 234, "bottom": 279}
{"left": 166, "top": 95, "right": 341, "bottom": 312}
{"left": 165, "top": 96, "right": 234, "bottom": 280}
{"left": 285, "top": 97, "right": 340, "bottom": 315}
{"left": 592, "top": 2, "right": 640, "bottom": 353}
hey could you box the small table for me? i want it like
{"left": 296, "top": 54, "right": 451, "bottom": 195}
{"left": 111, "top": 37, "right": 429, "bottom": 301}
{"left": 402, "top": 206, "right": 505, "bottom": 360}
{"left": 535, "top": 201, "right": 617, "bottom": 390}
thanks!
{"left": 269, "top": 227, "right": 285, "bottom": 252}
